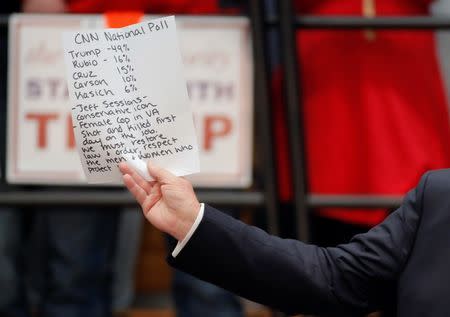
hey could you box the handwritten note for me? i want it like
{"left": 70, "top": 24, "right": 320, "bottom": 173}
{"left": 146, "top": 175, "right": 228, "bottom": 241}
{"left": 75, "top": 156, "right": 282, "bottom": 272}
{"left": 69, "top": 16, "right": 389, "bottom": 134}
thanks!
{"left": 62, "top": 16, "right": 200, "bottom": 183}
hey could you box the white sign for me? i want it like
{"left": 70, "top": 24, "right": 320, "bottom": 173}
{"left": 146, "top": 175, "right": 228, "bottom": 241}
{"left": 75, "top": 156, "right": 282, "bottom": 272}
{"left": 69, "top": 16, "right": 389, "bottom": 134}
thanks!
{"left": 7, "top": 14, "right": 253, "bottom": 187}
{"left": 62, "top": 16, "right": 199, "bottom": 183}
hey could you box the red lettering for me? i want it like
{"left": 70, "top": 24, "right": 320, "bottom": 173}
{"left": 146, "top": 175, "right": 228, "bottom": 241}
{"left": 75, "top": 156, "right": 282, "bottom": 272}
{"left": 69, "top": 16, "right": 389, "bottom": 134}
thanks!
{"left": 67, "top": 115, "right": 76, "bottom": 149}
{"left": 25, "top": 113, "right": 59, "bottom": 149}
{"left": 204, "top": 115, "right": 232, "bottom": 151}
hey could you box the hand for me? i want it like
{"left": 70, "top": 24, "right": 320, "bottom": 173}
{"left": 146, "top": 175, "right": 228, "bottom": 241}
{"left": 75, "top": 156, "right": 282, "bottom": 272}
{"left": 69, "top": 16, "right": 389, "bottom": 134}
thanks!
{"left": 119, "top": 161, "right": 200, "bottom": 241}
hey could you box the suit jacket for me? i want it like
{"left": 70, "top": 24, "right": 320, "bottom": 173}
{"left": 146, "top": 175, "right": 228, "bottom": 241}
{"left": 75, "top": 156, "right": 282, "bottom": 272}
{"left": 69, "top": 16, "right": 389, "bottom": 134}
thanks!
{"left": 168, "top": 169, "right": 450, "bottom": 316}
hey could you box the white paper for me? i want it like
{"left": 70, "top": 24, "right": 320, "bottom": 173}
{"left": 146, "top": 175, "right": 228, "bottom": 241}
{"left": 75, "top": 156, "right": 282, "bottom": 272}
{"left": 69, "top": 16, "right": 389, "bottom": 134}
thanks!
{"left": 62, "top": 16, "right": 200, "bottom": 183}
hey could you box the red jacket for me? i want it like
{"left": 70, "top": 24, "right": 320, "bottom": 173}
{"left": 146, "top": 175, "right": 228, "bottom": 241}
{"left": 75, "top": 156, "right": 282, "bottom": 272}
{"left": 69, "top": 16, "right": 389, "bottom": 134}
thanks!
{"left": 274, "top": 0, "right": 450, "bottom": 226}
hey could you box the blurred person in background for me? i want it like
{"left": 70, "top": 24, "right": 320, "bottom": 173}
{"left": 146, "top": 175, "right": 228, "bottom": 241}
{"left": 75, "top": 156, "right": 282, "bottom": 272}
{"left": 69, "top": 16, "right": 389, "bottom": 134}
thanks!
{"left": 19, "top": 1, "right": 245, "bottom": 317}
{"left": 272, "top": 0, "right": 450, "bottom": 251}
{"left": 0, "top": 1, "right": 119, "bottom": 317}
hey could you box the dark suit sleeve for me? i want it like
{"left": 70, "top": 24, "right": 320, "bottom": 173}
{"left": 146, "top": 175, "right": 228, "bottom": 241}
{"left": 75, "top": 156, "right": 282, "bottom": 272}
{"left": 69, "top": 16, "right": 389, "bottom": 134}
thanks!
{"left": 167, "top": 173, "right": 429, "bottom": 316}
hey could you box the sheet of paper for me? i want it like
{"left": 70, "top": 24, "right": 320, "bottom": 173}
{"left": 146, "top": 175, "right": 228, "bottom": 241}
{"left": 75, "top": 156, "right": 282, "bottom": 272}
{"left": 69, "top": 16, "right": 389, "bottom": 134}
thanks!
{"left": 62, "top": 16, "right": 200, "bottom": 183}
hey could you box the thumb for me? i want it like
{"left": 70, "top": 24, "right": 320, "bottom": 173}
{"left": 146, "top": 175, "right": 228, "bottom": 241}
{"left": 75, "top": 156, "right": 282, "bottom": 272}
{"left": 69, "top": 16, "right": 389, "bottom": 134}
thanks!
{"left": 147, "top": 161, "right": 177, "bottom": 184}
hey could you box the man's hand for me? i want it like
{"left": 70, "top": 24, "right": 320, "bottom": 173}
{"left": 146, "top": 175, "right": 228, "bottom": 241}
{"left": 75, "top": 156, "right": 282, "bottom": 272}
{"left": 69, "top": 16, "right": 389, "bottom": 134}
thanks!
{"left": 119, "top": 162, "right": 200, "bottom": 241}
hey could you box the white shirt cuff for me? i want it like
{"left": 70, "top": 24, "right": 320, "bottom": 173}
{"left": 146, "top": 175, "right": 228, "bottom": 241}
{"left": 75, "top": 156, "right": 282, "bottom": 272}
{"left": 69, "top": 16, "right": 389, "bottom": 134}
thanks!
{"left": 171, "top": 203, "right": 205, "bottom": 258}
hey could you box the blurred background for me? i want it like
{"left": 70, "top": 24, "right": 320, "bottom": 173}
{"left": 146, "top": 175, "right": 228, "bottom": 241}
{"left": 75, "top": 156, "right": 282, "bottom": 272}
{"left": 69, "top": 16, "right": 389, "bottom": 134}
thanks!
{"left": 0, "top": 1, "right": 449, "bottom": 317}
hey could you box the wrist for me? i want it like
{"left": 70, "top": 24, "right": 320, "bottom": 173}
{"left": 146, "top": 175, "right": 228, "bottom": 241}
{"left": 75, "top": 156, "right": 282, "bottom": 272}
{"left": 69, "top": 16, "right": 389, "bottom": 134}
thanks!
{"left": 173, "top": 201, "right": 201, "bottom": 241}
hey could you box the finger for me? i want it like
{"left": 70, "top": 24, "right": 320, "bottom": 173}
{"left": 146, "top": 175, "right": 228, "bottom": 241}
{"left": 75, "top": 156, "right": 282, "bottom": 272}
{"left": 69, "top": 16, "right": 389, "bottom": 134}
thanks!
{"left": 123, "top": 174, "right": 147, "bottom": 206}
{"left": 119, "top": 162, "right": 152, "bottom": 194}
{"left": 119, "top": 162, "right": 133, "bottom": 175}
{"left": 147, "top": 161, "right": 178, "bottom": 184}
{"left": 142, "top": 183, "right": 161, "bottom": 212}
